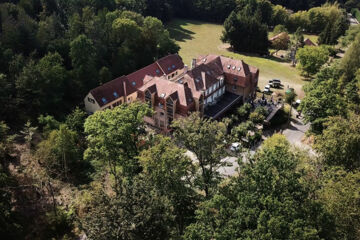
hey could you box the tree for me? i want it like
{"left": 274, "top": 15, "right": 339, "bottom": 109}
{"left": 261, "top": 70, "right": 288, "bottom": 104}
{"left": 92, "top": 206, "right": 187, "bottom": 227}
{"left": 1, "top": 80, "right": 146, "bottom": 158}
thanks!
{"left": 36, "top": 124, "right": 81, "bottom": 180}
{"left": 81, "top": 177, "right": 175, "bottom": 240}
{"left": 271, "top": 5, "right": 289, "bottom": 26}
{"left": 285, "top": 88, "right": 297, "bottom": 125}
{"left": 184, "top": 134, "right": 336, "bottom": 240}
{"left": 65, "top": 107, "right": 88, "bottom": 134}
{"left": 296, "top": 46, "right": 329, "bottom": 76}
{"left": 315, "top": 113, "right": 360, "bottom": 170}
{"left": 172, "top": 113, "right": 228, "bottom": 197}
{"left": 70, "top": 34, "right": 97, "bottom": 95}
{"left": 98, "top": 66, "right": 112, "bottom": 85}
{"left": 84, "top": 103, "right": 150, "bottom": 192}
{"left": 300, "top": 63, "right": 346, "bottom": 133}
{"left": 222, "top": 11, "right": 269, "bottom": 54}
{"left": 341, "top": 33, "right": 360, "bottom": 80}
{"left": 15, "top": 52, "right": 68, "bottom": 119}
{"left": 271, "top": 32, "right": 290, "bottom": 54}
{"left": 21, "top": 121, "right": 37, "bottom": 150}
{"left": 317, "top": 167, "right": 360, "bottom": 240}
{"left": 273, "top": 24, "right": 288, "bottom": 35}
{"left": 139, "top": 135, "right": 198, "bottom": 235}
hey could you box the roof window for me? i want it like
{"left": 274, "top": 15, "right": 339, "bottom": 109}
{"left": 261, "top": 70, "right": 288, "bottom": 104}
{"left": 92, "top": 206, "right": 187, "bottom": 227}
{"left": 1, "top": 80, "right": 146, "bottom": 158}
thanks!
{"left": 172, "top": 64, "right": 176, "bottom": 69}
{"left": 168, "top": 67, "right": 171, "bottom": 71}
{"left": 156, "top": 69, "right": 160, "bottom": 74}
{"left": 232, "top": 66, "right": 236, "bottom": 70}
{"left": 227, "top": 65, "right": 231, "bottom": 69}
{"left": 238, "top": 67, "right": 242, "bottom": 71}
{"left": 132, "top": 81, "right": 136, "bottom": 86}
{"left": 102, "top": 97, "right": 107, "bottom": 104}
{"left": 160, "top": 93, "right": 166, "bottom": 98}
{"left": 113, "top": 91, "right": 119, "bottom": 98}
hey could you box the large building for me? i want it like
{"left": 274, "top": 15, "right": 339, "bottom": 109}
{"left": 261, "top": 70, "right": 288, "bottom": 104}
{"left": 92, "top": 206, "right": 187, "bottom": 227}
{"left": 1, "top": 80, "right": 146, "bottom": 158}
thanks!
{"left": 84, "top": 54, "right": 259, "bottom": 131}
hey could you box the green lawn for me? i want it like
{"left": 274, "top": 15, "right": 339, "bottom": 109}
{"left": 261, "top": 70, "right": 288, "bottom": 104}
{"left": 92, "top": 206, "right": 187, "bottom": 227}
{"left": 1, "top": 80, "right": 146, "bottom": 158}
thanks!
{"left": 167, "top": 19, "right": 306, "bottom": 98}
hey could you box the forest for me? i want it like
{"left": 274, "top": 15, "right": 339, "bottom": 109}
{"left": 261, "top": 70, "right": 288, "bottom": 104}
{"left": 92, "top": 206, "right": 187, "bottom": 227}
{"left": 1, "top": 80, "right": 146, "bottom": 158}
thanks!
{"left": 1, "top": 0, "right": 360, "bottom": 239}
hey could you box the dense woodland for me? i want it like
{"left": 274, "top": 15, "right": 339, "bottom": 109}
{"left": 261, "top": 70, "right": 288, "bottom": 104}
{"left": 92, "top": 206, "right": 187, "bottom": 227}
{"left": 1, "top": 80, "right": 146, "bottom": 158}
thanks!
{"left": 1, "top": 0, "right": 360, "bottom": 239}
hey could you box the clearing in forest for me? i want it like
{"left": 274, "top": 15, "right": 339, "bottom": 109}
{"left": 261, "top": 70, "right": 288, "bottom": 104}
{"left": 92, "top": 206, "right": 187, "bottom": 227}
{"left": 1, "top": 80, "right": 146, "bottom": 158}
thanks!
{"left": 167, "top": 19, "right": 306, "bottom": 98}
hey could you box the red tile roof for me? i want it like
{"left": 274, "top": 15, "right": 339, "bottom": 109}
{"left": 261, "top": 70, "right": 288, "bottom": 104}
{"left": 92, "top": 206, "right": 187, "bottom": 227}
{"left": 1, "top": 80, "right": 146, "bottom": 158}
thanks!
{"left": 304, "top": 38, "right": 317, "bottom": 46}
{"left": 139, "top": 76, "right": 193, "bottom": 106}
{"left": 88, "top": 54, "right": 184, "bottom": 106}
{"left": 90, "top": 76, "right": 127, "bottom": 107}
{"left": 156, "top": 54, "right": 184, "bottom": 75}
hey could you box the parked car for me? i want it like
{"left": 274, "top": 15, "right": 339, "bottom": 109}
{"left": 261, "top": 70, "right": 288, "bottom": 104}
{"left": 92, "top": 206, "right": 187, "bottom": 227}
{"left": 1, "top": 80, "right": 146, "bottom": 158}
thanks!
{"left": 264, "top": 85, "right": 271, "bottom": 94}
{"left": 230, "top": 142, "right": 241, "bottom": 152}
{"left": 269, "top": 79, "right": 281, "bottom": 88}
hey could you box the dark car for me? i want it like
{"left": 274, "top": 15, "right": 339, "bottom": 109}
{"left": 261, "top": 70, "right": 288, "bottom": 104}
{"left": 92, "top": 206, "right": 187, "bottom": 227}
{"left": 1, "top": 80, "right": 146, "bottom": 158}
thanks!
{"left": 269, "top": 79, "right": 281, "bottom": 88}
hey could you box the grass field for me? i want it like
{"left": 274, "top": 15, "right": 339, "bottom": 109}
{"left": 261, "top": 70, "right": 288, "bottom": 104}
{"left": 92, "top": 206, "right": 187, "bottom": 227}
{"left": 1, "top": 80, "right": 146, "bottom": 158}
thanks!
{"left": 167, "top": 19, "right": 307, "bottom": 98}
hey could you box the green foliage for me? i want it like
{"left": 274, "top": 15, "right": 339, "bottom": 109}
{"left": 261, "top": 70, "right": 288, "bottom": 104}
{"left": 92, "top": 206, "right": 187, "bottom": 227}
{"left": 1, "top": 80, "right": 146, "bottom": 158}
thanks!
{"left": 15, "top": 52, "right": 68, "bottom": 118}
{"left": 272, "top": 32, "right": 290, "bottom": 51}
{"left": 341, "top": 33, "right": 360, "bottom": 80}
{"left": 222, "top": 11, "right": 269, "bottom": 54}
{"left": 273, "top": 24, "right": 288, "bottom": 34}
{"left": 65, "top": 107, "right": 88, "bottom": 134}
{"left": 340, "top": 25, "right": 360, "bottom": 47}
{"left": 285, "top": 88, "right": 297, "bottom": 104}
{"left": 315, "top": 114, "right": 360, "bottom": 170}
{"left": 36, "top": 124, "right": 83, "bottom": 181}
{"left": 318, "top": 167, "right": 360, "bottom": 240}
{"left": 184, "top": 134, "right": 336, "bottom": 239}
{"left": 300, "top": 63, "right": 346, "bottom": 133}
{"left": 0, "top": 164, "right": 23, "bottom": 239}
{"left": 236, "top": 102, "right": 252, "bottom": 121}
{"left": 296, "top": 45, "right": 330, "bottom": 76}
{"left": 70, "top": 34, "right": 97, "bottom": 95}
{"left": 81, "top": 177, "right": 175, "bottom": 240}
{"left": 139, "top": 135, "right": 198, "bottom": 235}
{"left": 38, "top": 114, "right": 61, "bottom": 134}
{"left": 43, "top": 207, "right": 75, "bottom": 240}
{"left": 271, "top": 5, "right": 289, "bottom": 26}
{"left": 172, "top": 113, "right": 228, "bottom": 197}
{"left": 84, "top": 103, "right": 150, "bottom": 190}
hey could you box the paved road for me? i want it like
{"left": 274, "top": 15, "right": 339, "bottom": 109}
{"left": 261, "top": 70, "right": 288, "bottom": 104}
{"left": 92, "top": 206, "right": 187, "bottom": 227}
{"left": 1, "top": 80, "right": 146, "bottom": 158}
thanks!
{"left": 186, "top": 115, "right": 313, "bottom": 177}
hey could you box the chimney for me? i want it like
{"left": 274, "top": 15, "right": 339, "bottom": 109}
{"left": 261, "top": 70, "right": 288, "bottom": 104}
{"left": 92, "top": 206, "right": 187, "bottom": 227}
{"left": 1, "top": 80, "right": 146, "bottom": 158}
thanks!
{"left": 191, "top": 59, "right": 196, "bottom": 69}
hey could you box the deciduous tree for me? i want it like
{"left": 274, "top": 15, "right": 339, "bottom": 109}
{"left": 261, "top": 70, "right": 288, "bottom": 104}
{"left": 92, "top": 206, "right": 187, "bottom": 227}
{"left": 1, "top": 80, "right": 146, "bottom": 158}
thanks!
{"left": 172, "top": 113, "right": 228, "bottom": 197}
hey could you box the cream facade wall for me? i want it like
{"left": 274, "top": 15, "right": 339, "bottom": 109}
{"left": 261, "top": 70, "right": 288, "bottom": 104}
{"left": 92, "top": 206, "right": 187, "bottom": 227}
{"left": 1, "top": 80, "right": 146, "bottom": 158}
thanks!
{"left": 85, "top": 93, "right": 101, "bottom": 113}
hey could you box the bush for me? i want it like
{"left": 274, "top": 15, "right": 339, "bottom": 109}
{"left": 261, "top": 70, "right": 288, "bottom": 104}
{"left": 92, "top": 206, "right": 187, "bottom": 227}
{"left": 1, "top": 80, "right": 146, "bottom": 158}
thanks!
{"left": 249, "top": 112, "right": 265, "bottom": 124}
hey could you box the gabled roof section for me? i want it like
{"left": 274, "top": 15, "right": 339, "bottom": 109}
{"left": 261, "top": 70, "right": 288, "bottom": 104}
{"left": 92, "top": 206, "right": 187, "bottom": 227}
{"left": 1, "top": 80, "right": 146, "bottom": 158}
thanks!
{"left": 196, "top": 54, "right": 252, "bottom": 78}
{"left": 90, "top": 76, "right": 127, "bottom": 107}
{"left": 156, "top": 54, "right": 184, "bottom": 75}
{"left": 126, "top": 62, "right": 165, "bottom": 94}
{"left": 304, "top": 38, "right": 317, "bottom": 46}
{"left": 139, "top": 76, "right": 193, "bottom": 106}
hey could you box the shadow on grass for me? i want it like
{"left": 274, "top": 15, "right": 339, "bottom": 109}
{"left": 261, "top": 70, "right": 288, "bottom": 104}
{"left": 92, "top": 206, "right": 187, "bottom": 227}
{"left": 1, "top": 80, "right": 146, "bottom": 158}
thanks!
{"left": 167, "top": 19, "right": 202, "bottom": 42}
